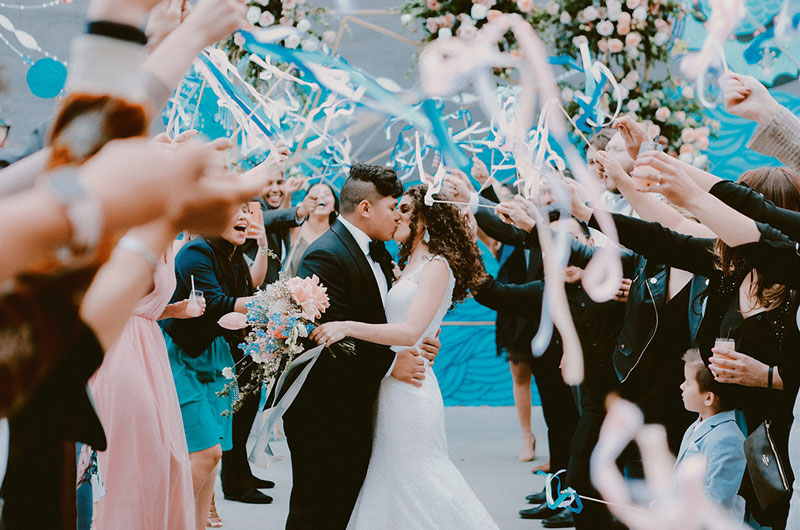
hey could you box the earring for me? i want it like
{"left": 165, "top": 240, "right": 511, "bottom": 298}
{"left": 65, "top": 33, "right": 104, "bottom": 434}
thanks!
{"left": 423, "top": 228, "right": 430, "bottom": 243}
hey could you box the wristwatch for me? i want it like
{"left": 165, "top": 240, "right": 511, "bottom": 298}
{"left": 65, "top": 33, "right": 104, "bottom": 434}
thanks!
{"left": 44, "top": 166, "right": 103, "bottom": 256}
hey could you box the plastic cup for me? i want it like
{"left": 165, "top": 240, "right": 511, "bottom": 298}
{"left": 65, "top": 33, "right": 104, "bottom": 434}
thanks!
{"left": 187, "top": 289, "right": 204, "bottom": 317}
{"left": 714, "top": 337, "right": 736, "bottom": 360}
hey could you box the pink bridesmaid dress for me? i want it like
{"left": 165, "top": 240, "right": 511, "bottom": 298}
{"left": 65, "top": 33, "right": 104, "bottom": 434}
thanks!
{"left": 89, "top": 247, "right": 194, "bottom": 530}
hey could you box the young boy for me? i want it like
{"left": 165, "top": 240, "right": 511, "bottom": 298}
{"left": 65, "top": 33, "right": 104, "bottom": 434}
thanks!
{"left": 676, "top": 349, "right": 746, "bottom": 519}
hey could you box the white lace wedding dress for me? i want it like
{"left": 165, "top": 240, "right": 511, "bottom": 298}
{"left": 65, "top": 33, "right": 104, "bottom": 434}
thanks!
{"left": 346, "top": 256, "right": 499, "bottom": 530}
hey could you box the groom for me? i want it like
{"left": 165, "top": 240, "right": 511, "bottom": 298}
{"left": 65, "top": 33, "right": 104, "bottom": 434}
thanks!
{"left": 284, "top": 163, "right": 439, "bottom": 529}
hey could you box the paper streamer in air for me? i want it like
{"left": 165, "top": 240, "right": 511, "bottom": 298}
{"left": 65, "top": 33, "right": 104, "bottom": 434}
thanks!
{"left": 590, "top": 398, "right": 748, "bottom": 530}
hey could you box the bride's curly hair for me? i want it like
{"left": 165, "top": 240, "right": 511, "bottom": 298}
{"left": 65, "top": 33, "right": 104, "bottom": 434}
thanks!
{"left": 397, "top": 185, "right": 486, "bottom": 305}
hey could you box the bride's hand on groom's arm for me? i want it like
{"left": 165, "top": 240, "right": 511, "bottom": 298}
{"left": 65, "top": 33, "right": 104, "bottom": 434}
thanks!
{"left": 309, "top": 321, "right": 352, "bottom": 347}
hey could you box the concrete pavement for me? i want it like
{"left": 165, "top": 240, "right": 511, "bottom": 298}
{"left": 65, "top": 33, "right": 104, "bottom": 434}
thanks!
{"left": 214, "top": 406, "right": 553, "bottom": 529}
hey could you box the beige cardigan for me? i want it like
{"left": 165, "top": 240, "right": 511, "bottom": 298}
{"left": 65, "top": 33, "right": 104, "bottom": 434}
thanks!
{"left": 747, "top": 105, "right": 800, "bottom": 174}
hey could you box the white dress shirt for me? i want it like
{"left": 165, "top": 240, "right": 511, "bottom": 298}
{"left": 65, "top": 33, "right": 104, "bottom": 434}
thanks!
{"left": 337, "top": 216, "right": 396, "bottom": 375}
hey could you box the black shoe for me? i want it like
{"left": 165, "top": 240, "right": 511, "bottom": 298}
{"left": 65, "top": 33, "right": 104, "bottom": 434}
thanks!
{"left": 542, "top": 510, "right": 575, "bottom": 528}
{"left": 252, "top": 477, "right": 275, "bottom": 489}
{"left": 224, "top": 488, "right": 273, "bottom": 504}
{"left": 519, "top": 504, "right": 561, "bottom": 520}
{"left": 525, "top": 489, "right": 547, "bottom": 504}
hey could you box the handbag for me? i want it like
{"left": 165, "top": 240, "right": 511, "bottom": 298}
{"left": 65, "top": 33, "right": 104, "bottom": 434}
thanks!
{"left": 743, "top": 420, "right": 793, "bottom": 510}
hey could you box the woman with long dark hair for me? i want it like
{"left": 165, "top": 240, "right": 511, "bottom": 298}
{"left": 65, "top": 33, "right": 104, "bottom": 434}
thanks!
{"left": 163, "top": 205, "right": 262, "bottom": 530}
{"left": 284, "top": 182, "right": 339, "bottom": 277}
{"left": 309, "top": 184, "right": 495, "bottom": 529}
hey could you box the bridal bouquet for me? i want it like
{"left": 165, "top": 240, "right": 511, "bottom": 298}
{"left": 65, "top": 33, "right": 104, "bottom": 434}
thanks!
{"left": 216, "top": 274, "right": 350, "bottom": 415}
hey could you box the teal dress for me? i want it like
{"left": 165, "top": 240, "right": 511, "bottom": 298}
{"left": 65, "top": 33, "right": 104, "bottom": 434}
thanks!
{"left": 165, "top": 333, "right": 234, "bottom": 452}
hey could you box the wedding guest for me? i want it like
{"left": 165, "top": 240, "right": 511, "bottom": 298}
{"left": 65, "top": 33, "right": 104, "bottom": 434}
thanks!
{"left": 88, "top": 246, "right": 205, "bottom": 530}
{"left": 676, "top": 349, "right": 746, "bottom": 520}
{"left": 475, "top": 218, "right": 630, "bottom": 529}
{"left": 284, "top": 181, "right": 340, "bottom": 277}
{"left": 444, "top": 163, "right": 579, "bottom": 489}
{"left": 242, "top": 155, "right": 314, "bottom": 286}
{"left": 572, "top": 166, "right": 800, "bottom": 529}
{"left": 163, "top": 205, "right": 260, "bottom": 530}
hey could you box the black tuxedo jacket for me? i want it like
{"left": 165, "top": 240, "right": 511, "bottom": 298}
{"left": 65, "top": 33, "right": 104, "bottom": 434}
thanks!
{"left": 282, "top": 219, "right": 395, "bottom": 530}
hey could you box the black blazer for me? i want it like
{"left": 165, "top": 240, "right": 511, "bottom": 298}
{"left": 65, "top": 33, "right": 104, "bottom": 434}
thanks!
{"left": 163, "top": 238, "right": 251, "bottom": 358}
{"left": 283, "top": 220, "right": 395, "bottom": 425}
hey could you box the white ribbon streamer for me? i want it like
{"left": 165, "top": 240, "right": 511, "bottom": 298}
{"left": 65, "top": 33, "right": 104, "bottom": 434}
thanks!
{"left": 248, "top": 344, "right": 325, "bottom": 469}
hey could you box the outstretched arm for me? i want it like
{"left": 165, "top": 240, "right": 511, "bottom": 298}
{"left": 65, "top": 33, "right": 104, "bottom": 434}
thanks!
{"left": 311, "top": 259, "right": 450, "bottom": 348}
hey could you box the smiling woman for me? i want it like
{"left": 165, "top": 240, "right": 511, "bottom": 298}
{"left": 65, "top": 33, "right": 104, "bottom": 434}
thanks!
{"left": 162, "top": 205, "right": 263, "bottom": 529}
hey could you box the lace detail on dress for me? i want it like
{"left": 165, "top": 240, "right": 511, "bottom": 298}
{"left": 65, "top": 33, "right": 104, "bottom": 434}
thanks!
{"left": 346, "top": 255, "right": 498, "bottom": 530}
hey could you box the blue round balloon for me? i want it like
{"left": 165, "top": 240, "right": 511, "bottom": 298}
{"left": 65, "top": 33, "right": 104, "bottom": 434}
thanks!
{"left": 26, "top": 58, "right": 67, "bottom": 99}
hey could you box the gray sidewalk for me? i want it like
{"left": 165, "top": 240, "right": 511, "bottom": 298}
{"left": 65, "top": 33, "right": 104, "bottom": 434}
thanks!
{"left": 214, "top": 406, "right": 551, "bottom": 529}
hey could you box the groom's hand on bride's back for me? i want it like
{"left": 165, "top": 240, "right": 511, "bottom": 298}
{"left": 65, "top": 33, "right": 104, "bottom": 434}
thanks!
{"left": 392, "top": 349, "right": 426, "bottom": 387}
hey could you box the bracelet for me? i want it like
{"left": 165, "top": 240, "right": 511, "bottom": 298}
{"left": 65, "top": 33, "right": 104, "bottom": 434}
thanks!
{"left": 116, "top": 236, "right": 159, "bottom": 270}
{"left": 87, "top": 21, "right": 148, "bottom": 45}
{"left": 768, "top": 365, "right": 774, "bottom": 390}
{"left": 258, "top": 246, "right": 270, "bottom": 255}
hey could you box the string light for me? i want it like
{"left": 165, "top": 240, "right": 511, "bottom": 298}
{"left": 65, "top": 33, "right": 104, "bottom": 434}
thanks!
{"left": 0, "top": 1, "right": 70, "bottom": 9}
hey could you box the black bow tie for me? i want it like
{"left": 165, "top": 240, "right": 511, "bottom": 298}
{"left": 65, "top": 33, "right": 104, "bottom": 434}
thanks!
{"left": 368, "top": 241, "right": 393, "bottom": 267}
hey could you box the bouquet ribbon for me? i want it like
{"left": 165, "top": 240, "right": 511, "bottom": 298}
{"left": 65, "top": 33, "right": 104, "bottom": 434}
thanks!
{"left": 248, "top": 343, "right": 325, "bottom": 469}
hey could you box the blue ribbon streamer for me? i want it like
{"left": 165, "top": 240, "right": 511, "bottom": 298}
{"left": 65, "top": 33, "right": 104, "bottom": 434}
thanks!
{"left": 536, "top": 470, "right": 584, "bottom": 514}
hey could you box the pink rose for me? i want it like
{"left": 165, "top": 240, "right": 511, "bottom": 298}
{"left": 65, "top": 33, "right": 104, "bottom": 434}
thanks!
{"left": 696, "top": 136, "right": 709, "bottom": 150}
{"left": 607, "top": 38, "right": 624, "bottom": 53}
{"left": 516, "top": 0, "right": 534, "bottom": 13}
{"left": 674, "top": 111, "right": 686, "bottom": 123}
{"left": 696, "top": 126, "right": 710, "bottom": 140}
{"left": 487, "top": 9, "right": 502, "bottom": 21}
{"left": 626, "top": 0, "right": 641, "bottom": 8}
{"left": 443, "top": 13, "right": 456, "bottom": 27}
{"left": 654, "top": 18, "right": 670, "bottom": 32}
{"left": 425, "top": 17, "right": 439, "bottom": 33}
{"left": 654, "top": 106, "right": 671, "bottom": 122}
{"left": 617, "top": 11, "right": 632, "bottom": 25}
{"left": 625, "top": 32, "right": 642, "bottom": 49}
{"left": 218, "top": 312, "right": 248, "bottom": 330}
{"left": 427, "top": 0, "right": 441, "bottom": 10}
{"left": 679, "top": 143, "right": 694, "bottom": 155}
{"left": 681, "top": 128, "right": 696, "bottom": 143}
{"left": 289, "top": 275, "right": 329, "bottom": 321}
{"left": 598, "top": 38, "right": 609, "bottom": 52}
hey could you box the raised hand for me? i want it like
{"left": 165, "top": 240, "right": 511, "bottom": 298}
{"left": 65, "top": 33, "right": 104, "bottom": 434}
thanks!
{"left": 470, "top": 156, "right": 490, "bottom": 185}
{"left": 720, "top": 72, "right": 780, "bottom": 125}
{"left": 494, "top": 201, "right": 534, "bottom": 232}
{"left": 442, "top": 173, "right": 472, "bottom": 203}
{"left": 613, "top": 115, "right": 649, "bottom": 160}
{"left": 562, "top": 178, "right": 593, "bottom": 223}
{"left": 596, "top": 150, "right": 633, "bottom": 191}
{"left": 145, "top": 0, "right": 182, "bottom": 50}
{"left": 631, "top": 151, "right": 702, "bottom": 208}
{"left": 182, "top": 0, "right": 247, "bottom": 49}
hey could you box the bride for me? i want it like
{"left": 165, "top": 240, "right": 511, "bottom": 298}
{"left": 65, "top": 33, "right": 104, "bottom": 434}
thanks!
{"left": 310, "top": 184, "right": 498, "bottom": 530}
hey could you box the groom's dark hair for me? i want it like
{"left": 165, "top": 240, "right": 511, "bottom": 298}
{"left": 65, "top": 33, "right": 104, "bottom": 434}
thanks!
{"left": 340, "top": 163, "right": 403, "bottom": 214}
